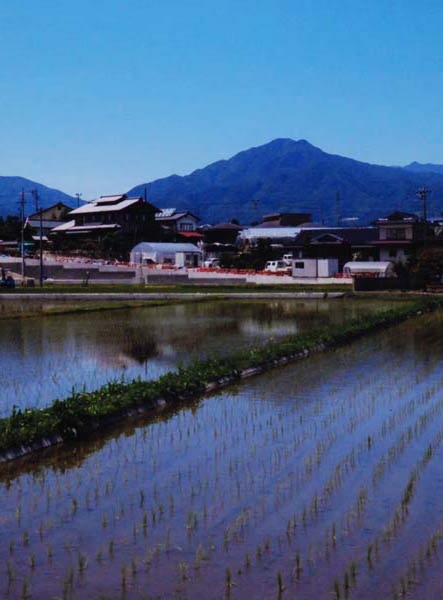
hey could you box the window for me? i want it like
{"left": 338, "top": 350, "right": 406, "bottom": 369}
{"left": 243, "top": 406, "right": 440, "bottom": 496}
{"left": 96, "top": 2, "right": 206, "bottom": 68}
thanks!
{"left": 179, "top": 223, "right": 194, "bottom": 232}
{"left": 389, "top": 249, "right": 397, "bottom": 258}
{"left": 295, "top": 261, "right": 305, "bottom": 269}
{"left": 386, "top": 228, "right": 406, "bottom": 240}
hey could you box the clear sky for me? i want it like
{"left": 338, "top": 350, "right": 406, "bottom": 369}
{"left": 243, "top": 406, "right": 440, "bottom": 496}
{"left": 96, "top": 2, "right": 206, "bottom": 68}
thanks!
{"left": 1, "top": 0, "right": 443, "bottom": 199}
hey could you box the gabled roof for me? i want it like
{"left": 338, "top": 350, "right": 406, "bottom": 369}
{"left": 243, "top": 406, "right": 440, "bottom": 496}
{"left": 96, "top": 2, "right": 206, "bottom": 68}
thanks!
{"left": 376, "top": 211, "right": 419, "bottom": 223}
{"left": 207, "top": 222, "right": 244, "bottom": 231}
{"left": 294, "top": 227, "right": 378, "bottom": 247}
{"left": 310, "top": 233, "right": 345, "bottom": 245}
{"left": 27, "top": 202, "right": 72, "bottom": 220}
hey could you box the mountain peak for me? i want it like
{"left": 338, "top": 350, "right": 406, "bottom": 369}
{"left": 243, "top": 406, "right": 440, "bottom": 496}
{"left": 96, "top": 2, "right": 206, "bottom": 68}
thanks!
{"left": 403, "top": 161, "right": 443, "bottom": 175}
{"left": 127, "top": 139, "right": 443, "bottom": 225}
{"left": 265, "top": 137, "right": 320, "bottom": 151}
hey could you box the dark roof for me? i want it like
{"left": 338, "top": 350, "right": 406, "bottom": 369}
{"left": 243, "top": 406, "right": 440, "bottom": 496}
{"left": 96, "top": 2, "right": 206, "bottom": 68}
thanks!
{"left": 376, "top": 211, "right": 419, "bottom": 223}
{"left": 27, "top": 202, "right": 72, "bottom": 220}
{"left": 294, "top": 227, "right": 379, "bottom": 247}
{"left": 260, "top": 212, "right": 312, "bottom": 227}
{"left": 207, "top": 222, "right": 244, "bottom": 231}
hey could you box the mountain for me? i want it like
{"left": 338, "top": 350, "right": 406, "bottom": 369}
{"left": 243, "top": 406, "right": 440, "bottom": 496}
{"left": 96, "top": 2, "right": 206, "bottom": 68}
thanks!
{"left": 403, "top": 161, "right": 443, "bottom": 175}
{"left": 128, "top": 139, "right": 443, "bottom": 225}
{"left": 0, "top": 176, "right": 77, "bottom": 218}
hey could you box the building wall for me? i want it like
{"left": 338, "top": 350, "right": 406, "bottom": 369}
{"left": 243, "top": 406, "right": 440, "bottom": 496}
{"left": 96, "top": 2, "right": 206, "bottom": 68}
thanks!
{"left": 175, "top": 252, "right": 202, "bottom": 268}
{"left": 176, "top": 216, "right": 198, "bottom": 232}
{"left": 379, "top": 224, "right": 414, "bottom": 241}
{"left": 131, "top": 250, "right": 202, "bottom": 267}
{"left": 292, "top": 258, "right": 338, "bottom": 278}
{"left": 38, "top": 204, "right": 70, "bottom": 221}
{"left": 380, "top": 247, "right": 410, "bottom": 263}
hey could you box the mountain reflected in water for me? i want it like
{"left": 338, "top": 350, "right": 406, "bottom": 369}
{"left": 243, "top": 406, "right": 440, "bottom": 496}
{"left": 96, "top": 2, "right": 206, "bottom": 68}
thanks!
{"left": 0, "top": 298, "right": 395, "bottom": 416}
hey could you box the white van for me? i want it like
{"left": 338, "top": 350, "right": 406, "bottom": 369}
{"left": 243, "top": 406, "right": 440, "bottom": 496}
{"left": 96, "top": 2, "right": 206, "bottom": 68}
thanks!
{"left": 264, "top": 260, "right": 291, "bottom": 274}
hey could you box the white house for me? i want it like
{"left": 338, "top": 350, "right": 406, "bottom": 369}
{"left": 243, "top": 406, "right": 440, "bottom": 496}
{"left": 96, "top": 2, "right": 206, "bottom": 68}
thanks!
{"left": 155, "top": 209, "right": 200, "bottom": 233}
{"left": 130, "top": 242, "right": 203, "bottom": 268}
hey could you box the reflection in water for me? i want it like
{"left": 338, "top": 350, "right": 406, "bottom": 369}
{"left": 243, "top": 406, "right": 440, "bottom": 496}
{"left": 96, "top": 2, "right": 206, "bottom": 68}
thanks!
{"left": 0, "top": 299, "right": 393, "bottom": 416}
{"left": 0, "top": 311, "right": 442, "bottom": 599}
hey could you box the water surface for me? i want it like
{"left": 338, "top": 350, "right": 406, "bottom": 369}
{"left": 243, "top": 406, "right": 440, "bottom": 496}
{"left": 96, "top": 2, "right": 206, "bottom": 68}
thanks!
{"left": 0, "top": 308, "right": 441, "bottom": 599}
{"left": 0, "top": 298, "right": 392, "bottom": 415}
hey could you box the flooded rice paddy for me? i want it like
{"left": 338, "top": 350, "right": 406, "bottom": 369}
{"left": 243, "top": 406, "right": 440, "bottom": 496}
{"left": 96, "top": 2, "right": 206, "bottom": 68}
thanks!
{"left": 0, "top": 306, "right": 442, "bottom": 599}
{"left": 0, "top": 298, "right": 392, "bottom": 416}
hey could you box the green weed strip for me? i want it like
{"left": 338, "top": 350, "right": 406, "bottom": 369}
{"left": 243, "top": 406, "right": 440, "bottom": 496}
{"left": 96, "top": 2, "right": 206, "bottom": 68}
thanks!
{"left": 0, "top": 299, "right": 441, "bottom": 464}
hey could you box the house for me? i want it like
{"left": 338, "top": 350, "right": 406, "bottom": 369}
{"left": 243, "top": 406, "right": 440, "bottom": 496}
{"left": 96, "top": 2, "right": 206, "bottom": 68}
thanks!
{"left": 372, "top": 211, "right": 420, "bottom": 263}
{"left": 155, "top": 209, "right": 200, "bottom": 234}
{"left": 292, "top": 227, "right": 379, "bottom": 270}
{"left": 130, "top": 242, "right": 203, "bottom": 268}
{"left": 201, "top": 222, "right": 244, "bottom": 259}
{"left": 26, "top": 202, "right": 72, "bottom": 236}
{"left": 51, "top": 194, "right": 159, "bottom": 238}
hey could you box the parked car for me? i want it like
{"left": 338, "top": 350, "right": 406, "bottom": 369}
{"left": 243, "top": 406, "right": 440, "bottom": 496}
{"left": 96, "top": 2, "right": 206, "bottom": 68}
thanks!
{"left": 203, "top": 258, "right": 220, "bottom": 268}
{"left": 264, "top": 260, "right": 291, "bottom": 274}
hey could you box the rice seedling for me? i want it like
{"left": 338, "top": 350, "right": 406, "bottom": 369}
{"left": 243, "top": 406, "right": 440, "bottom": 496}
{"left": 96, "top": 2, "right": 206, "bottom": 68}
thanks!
{"left": 0, "top": 301, "right": 442, "bottom": 599}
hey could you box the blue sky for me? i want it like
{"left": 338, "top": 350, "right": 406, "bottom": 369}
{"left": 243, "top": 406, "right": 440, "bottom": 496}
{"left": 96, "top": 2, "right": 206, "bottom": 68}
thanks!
{"left": 1, "top": 0, "right": 443, "bottom": 199}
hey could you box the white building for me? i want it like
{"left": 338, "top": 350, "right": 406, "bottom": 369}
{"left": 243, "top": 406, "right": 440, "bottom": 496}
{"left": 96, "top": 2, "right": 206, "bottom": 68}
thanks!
{"left": 130, "top": 242, "right": 203, "bottom": 268}
{"left": 292, "top": 258, "right": 339, "bottom": 278}
{"left": 343, "top": 261, "right": 395, "bottom": 278}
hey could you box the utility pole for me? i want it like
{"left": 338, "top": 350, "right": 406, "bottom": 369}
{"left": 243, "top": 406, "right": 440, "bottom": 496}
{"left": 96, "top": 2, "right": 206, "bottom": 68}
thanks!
{"left": 75, "top": 192, "right": 82, "bottom": 207}
{"left": 20, "top": 189, "right": 26, "bottom": 279}
{"left": 32, "top": 189, "right": 44, "bottom": 287}
{"left": 417, "top": 187, "right": 430, "bottom": 244}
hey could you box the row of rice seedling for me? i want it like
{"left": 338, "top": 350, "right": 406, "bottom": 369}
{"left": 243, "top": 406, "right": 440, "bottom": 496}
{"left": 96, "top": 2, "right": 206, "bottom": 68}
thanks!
{"left": 1, "top": 299, "right": 440, "bottom": 461}
{"left": 2, "top": 297, "right": 383, "bottom": 417}
{"left": 1, "top": 304, "right": 442, "bottom": 598}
